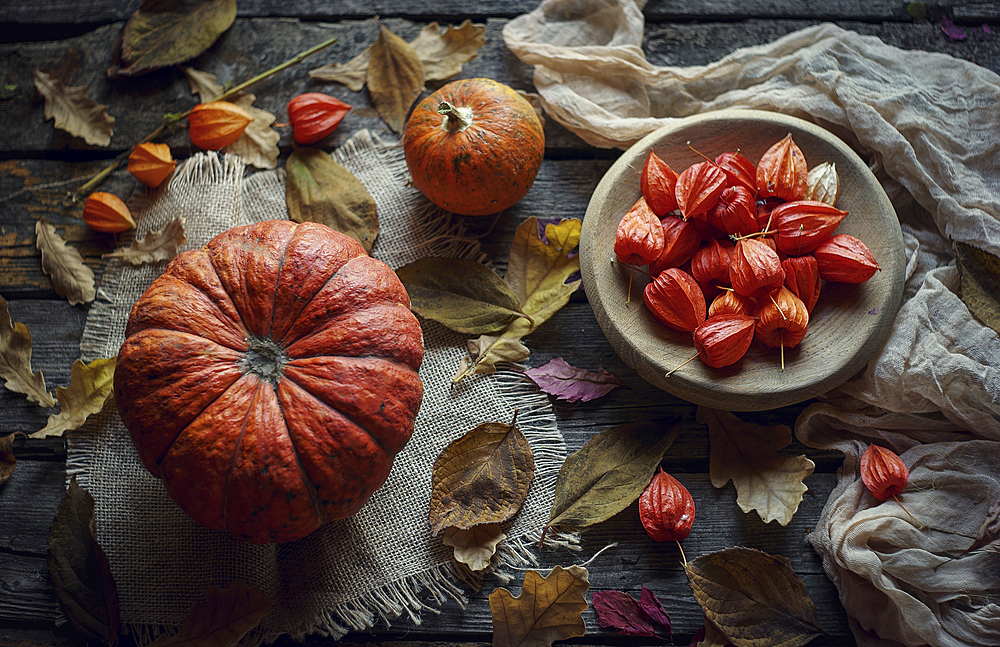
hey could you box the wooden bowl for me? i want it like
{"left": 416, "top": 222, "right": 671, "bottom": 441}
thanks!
{"left": 580, "top": 110, "right": 905, "bottom": 412}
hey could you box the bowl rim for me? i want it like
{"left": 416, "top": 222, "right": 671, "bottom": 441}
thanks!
{"left": 580, "top": 108, "right": 906, "bottom": 412}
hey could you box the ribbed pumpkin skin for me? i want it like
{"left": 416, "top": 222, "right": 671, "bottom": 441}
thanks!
{"left": 114, "top": 220, "right": 424, "bottom": 544}
{"left": 403, "top": 78, "right": 545, "bottom": 216}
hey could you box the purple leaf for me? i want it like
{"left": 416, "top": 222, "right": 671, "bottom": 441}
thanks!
{"left": 638, "top": 586, "right": 672, "bottom": 635}
{"left": 591, "top": 590, "right": 659, "bottom": 638}
{"left": 940, "top": 16, "right": 967, "bottom": 40}
{"left": 523, "top": 357, "right": 623, "bottom": 403}
{"left": 688, "top": 626, "right": 706, "bottom": 647}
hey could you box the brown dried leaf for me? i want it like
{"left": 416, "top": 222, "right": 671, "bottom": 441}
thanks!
{"left": 490, "top": 565, "right": 590, "bottom": 647}
{"left": 428, "top": 416, "right": 535, "bottom": 535}
{"left": 35, "top": 220, "right": 96, "bottom": 306}
{"left": 309, "top": 45, "right": 373, "bottom": 92}
{"left": 685, "top": 547, "right": 823, "bottom": 647}
{"left": 34, "top": 357, "right": 116, "bottom": 439}
{"left": 700, "top": 407, "right": 815, "bottom": 526}
{"left": 804, "top": 161, "right": 839, "bottom": 206}
{"left": 48, "top": 476, "right": 120, "bottom": 645}
{"left": 954, "top": 241, "right": 1000, "bottom": 335}
{"left": 442, "top": 524, "right": 505, "bottom": 571}
{"left": 0, "top": 295, "right": 56, "bottom": 407}
{"left": 285, "top": 147, "right": 378, "bottom": 252}
{"left": 108, "top": 0, "right": 237, "bottom": 78}
{"left": 0, "top": 432, "right": 23, "bottom": 486}
{"left": 366, "top": 22, "right": 424, "bottom": 133}
{"left": 410, "top": 20, "right": 486, "bottom": 81}
{"left": 147, "top": 580, "right": 272, "bottom": 647}
{"left": 103, "top": 217, "right": 186, "bottom": 266}
{"left": 32, "top": 70, "right": 115, "bottom": 147}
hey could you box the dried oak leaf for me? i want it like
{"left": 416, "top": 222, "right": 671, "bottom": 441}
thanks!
{"left": 429, "top": 416, "right": 535, "bottom": 534}
{"left": 0, "top": 295, "right": 56, "bottom": 407}
{"left": 36, "top": 219, "right": 96, "bottom": 306}
{"left": 147, "top": 580, "right": 272, "bottom": 647}
{"left": 455, "top": 218, "right": 581, "bottom": 382}
{"left": 34, "top": 357, "right": 116, "bottom": 439}
{"left": 32, "top": 70, "right": 115, "bottom": 147}
{"left": 1, "top": 432, "right": 24, "bottom": 486}
{"left": 699, "top": 407, "right": 815, "bottom": 526}
{"left": 523, "top": 357, "right": 622, "bottom": 403}
{"left": 103, "top": 217, "right": 186, "bottom": 266}
{"left": 48, "top": 476, "right": 120, "bottom": 646}
{"left": 490, "top": 565, "right": 590, "bottom": 647}
{"left": 108, "top": 0, "right": 237, "bottom": 78}
{"left": 592, "top": 588, "right": 670, "bottom": 638}
{"left": 545, "top": 420, "right": 680, "bottom": 534}
{"left": 442, "top": 524, "right": 505, "bottom": 571}
{"left": 685, "top": 547, "right": 823, "bottom": 647}
{"left": 366, "top": 21, "right": 425, "bottom": 134}
{"left": 285, "top": 147, "right": 378, "bottom": 252}
{"left": 396, "top": 257, "right": 527, "bottom": 335}
{"left": 182, "top": 67, "right": 279, "bottom": 170}
{"left": 953, "top": 240, "right": 1000, "bottom": 335}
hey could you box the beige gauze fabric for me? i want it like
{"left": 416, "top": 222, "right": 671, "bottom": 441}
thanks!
{"left": 72, "top": 131, "right": 570, "bottom": 644}
{"left": 503, "top": 1, "right": 1000, "bottom": 645}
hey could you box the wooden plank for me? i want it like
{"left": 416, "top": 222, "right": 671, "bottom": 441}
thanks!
{"left": 0, "top": 460, "right": 64, "bottom": 555}
{"left": 0, "top": 553, "right": 59, "bottom": 624}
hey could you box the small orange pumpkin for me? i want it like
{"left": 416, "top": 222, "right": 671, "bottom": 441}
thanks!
{"left": 402, "top": 78, "right": 544, "bottom": 216}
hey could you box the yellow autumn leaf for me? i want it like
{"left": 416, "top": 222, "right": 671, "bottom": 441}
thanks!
{"left": 0, "top": 295, "right": 56, "bottom": 407}
{"left": 32, "top": 70, "right": 115, "bottom": 147}
{"left": 490, "top": 565, "right": 589, "bottom": 647}
{"left": 34, "top": 357, "right": 116, "bottom": 438}
{"left": 698, "top": 407, "right": 815, "bottom": 526}
{"left": 442, "top": 524, "right": 505, "bottom": 571}
{"left": 455, "top": 218, "right": 581, "bottom": 381}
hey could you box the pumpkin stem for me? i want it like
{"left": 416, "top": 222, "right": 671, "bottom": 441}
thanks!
{"left": 438, "top": 101, "right": 474, "bottom": 132}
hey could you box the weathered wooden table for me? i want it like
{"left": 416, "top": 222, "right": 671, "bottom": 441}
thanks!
{"left": 2, "top": 2, "right": 998, "bottom": 646}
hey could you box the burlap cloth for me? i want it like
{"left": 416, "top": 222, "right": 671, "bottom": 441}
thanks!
{"left": 504, "top": 1, "right": 1000, "bottom": 645}
{"left": 71, "top": 131, "right": 570, "bottom": 643}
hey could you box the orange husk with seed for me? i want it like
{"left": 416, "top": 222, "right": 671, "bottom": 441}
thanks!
{"left": 127, "top": 142, "right": 176, "bottom": 188}
{"left": 693, "top": 314, "right": 756, "bottom": 368}
{"left": 714, "top": 151, "right": 757, "bottom": 194}
{"left": 641, "top": 150, "right": 680, "bottom": 216}
{"left": 649, "top": 215, "right": 701, "bottom": 276}
{"left": 288, "top": 92, "right": 352, "bottom": 145}
{"left": 782, "top": 255, "right": 821, "bottom": 312}
{"left": 706, "top": 185, "right": 758, "bottom": 237}
{"left": 813, "top": 234, "right": 880, "bottom": 283}
{"left": 614, "top": 197, "right": 665, "bottom": 265}
{"left": 729, "top": 237, "right": 785, "bottom": 299}
{"left": 753, "top": 286, "right": 809, "bottom": 349}
{"left": 691, "top": 238, "right": 734, "bottom": 297}
{"left": 708, "top": 289, "right": 755, "bottom": 317}
{"left": 675, "top": 161, "right": 726, "bottom": 220}
{"left": 643, "top": 267, "right": 706, "bottom": 332}
{"left": 757, "top": 133, "right": 807, "bottom": 201}
{"left": 83, "top": 191, "right": 135, "bottom": 233}
{"left": 860, "top": 444, "right": 909, "bottom": 501}
{"left": 188, "top": 101, "right": 253, "bottom": 150}
{"left": 771, "top": 200, "right": 848, "bottom": 255}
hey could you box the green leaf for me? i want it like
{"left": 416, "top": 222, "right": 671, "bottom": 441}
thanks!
{"left": 285, "top": 147, "right": 379, "bottom": 252}
{"left": 108, "top": 0, "right": 237, "bottom": 78}
{"left": 397, "top": 257, "right": 527, "bottom": 334}
{"left": 685, "top": 547, "right": 823, "bottom": 647}
{"left": 907, "top": 2, "right": 927, "bottom": 20}
{"left": 545, "top": 420, "right": 680, "bottom": 532}
{"left": 48, "top": 476, "right": 120, "bottom": 645}
{"left": 953, "top": 241, "right": 1000, "bottom": 335}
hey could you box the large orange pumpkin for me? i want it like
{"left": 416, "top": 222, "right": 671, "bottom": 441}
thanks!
{"left": 403, "top": 78, "right": 545, "bottom": 216}
{"left": 114, "top": 220, "right": 424, "bottom": 544}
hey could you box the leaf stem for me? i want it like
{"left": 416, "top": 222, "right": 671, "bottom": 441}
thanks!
{"left": 893, "top": 494, "right": 923, "bottom": 529}
{"left": 676, "top": 540, "right": 687, "bottom": 566}
{"left": 71, "top": 36, "right": 340, "bottom": 200}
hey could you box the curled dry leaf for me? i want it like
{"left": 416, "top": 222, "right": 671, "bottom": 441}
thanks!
{"left": 490, "top": 565, "right": 590, "bottom": 647}
{"left": 0, "top": 295, "right": 56, "bottom": 407}
{"left": 953, "top": 240, "right": 1000, "bottom": 335}
{"left": 147, "top": 580, "right": 272, "bottom": 647}
{"left": 545, "top": 420, "right": 680, "bottom": 534}
{"left": 34, "top": 357, "right": 116, "bottom": 439}
{"left": 1, "top": 432, "right": 23, "bottom": 486}
{"left": 285, "top": 147, "right": 378, "bottom": 252}
{"left": 442, "top": 524, "right": 505, "bottom": 571}
{"left": 685, "top": 547, "right": 823, "bottom": 647}
{"left": 48, "top": 476, "right": 120, "bottom": 645}
{"left": 108, "top": 0, "right": 237, "bottom": 78}
{"left": 103, "top": 217, "right": 187, "bottom": 266}
{"left": 309, "top": 45, "right": 373, "bottom": 91}
{"left": 35, "top": 220, "right": 96, "bottom": 306}
{"left": 522, "top": 357, "right": 622, "bottom": 403}
{"left": 32, "top": 70, "right": 115, "bottom": 147}
{"left": 366, "top": 22, "right": 424, "bottom": 134}
{"left": 428, "top": 415, "right": 535, "bottom": 535}
{"left": 396, "top": 257, "right": 526, "bottom": 335}
{"left": 455, "top": 218, "right": 581, "bottom": 381}
{"left": 699, "top": 407, "right": 815, "bottom": 526}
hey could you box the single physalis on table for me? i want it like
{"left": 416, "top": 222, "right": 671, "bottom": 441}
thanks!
{"left": 612, "top": 133, "right": 880, "bottom": 372}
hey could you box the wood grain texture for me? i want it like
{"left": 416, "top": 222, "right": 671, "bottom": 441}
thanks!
{"left": 580, "top": 110, "right": 905, "bottom": 411}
